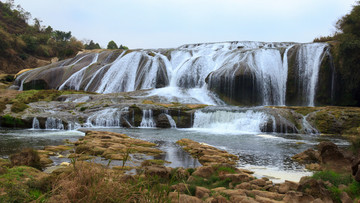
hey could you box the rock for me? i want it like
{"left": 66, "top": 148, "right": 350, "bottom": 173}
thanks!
{"left": 245, "top": 190, "right": 285, "bottom": 201}
{"left": 292, "top": 149, "right": 320, "bottom": 164}
{"left": 170, "top": 183, "right": 189, "bottom": 193}
{"left": 220, "top": 173, "right": 253, "bottom": 184}
{"left": 196, "top": 186, "right": 211, "bottom": 199}
{"left": 60, "top": 162, "right": 70, "bottom": 166}
{"left": 144, "top": 165, "right": 170, "bottom": 179}
{"left": 297, "top": 177, "right": 331, "bottom": 200}
{"left": 306, "top": 163, "right": 322, "bottom": 171}
{"left": 156, "top": 113, "right": 172, "bottom": 128}
{"left": 192, "top": 166, "right": 215, "bottom": 178}
{"left": 250, "top": 178, "right": 267, "bottom": 187}
{"left": 255, "top": 195, "right": 282, "bottom": 203}
{"left": 278, "top": 180, "right": 299, "bottom": 194}
{"left": 230, "top": 195, "right": 258, "bottom": 203}
{"left": 317, "top": 141, "right": 345, "bottom": 164}
{"left": 235, "top": 182, "right": 252, "bottom": 190}
{"left": 340, "top": 191, "right": 352, "bottom": 203}
{"left": 168, "top": 192, "right": 204, "bottom": 203}
{"left": 283, "top": 191, "right": 315, "bottom": 203}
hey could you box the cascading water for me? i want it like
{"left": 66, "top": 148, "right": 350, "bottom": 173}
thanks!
{"left": 192, "top": 110, "right": 269, "bottom": 134}
{"left": 86, "top": 108, "right": 124, "bottom": 127}
{"left": 58, "top": 53, "right": 99, "bottom": 90}
{"left": 32, "top": 117, "right": 40, "bottom": 129}
{"left": 165, "top": 114, "right": 177, "bottom": 128}
{"left": 14, "top": 41, "right": 332, "bottom": 107}
{"left": 296, "top": 43, "right": 328, "bottom": 106}
{"left": 140, "top": 109, "right": 156, "bottom": 128}
{"left": 45, "top": 117, "right": 64, "bottom": 130}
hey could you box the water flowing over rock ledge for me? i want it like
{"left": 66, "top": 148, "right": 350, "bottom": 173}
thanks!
{"left": 1, "top": 90, "right": 360, "bottom": 136}
{"left": 11, "top": 41, "right": 337, "bottom": 106}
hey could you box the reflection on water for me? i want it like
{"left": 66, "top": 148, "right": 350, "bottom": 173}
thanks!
{"left": 0, "top": 129, "right": 84, "bottom": 158}
{"left": 0, "top": 127, "right": 349, "bottom": 182}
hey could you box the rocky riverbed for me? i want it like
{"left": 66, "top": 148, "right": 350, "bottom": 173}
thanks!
{"left": 1, "top": 130, "right": 359, "bottom": 202}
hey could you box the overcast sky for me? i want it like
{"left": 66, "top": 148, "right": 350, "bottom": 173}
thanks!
{"left": 8, "top": 0, "right": 358, "bottom": 49}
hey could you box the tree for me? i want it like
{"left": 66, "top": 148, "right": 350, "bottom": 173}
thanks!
{"left": 52, "top": 30, "right": 72, "bottom": 42}
{"left": 85, "top": 40, "right": 101, "bottom": 50}
{"left": 119, "top": 44, "right": 129, "bottom": 50}
{"left": 107, "top": 40, "right": 118, "bottom": 49}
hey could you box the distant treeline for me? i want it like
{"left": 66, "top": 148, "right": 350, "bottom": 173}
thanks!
{"left": 0, "top": 0, "right": 128, "bottom": 74}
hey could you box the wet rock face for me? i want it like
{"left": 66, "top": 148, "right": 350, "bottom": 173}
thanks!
{"left": 155, "top": 113, "right": 171, "bottom": 128}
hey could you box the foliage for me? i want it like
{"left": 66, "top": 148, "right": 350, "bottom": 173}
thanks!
{"left": 107, "top": 40, "right": 118, "bottom": 49}
{"left": 314, "top": 1, "right": 360, "bottom": 105}
{"left": 311, "top": 170, "right": 353, "bottom": 187}
{"left": 1, "top": 114, "right": 24, "bottom": 126}
{"left": 10, "top": 101, "right": 28, "bottom": 112}
{"left": 119, "top": 44, "right": 129, "bottom": 50}
{"left": 0, "top": 1, "right": 85, "bottom": 73}
{"left": 84, "top": 40, "right": 101, "bottom": 50}
{"left": 9, "top": 148, "right": 42, "bottom": 170}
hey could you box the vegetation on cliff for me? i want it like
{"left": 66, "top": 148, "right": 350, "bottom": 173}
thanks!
{"left": 0, "top": 1, "right": 84, "bottom": 74}
{"left": 314, "top": 1, "right": 360, "bottom": 106}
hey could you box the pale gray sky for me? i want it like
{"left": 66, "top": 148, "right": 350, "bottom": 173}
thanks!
{"left": 9, "top": 0, "right": 358, "bottom": 49}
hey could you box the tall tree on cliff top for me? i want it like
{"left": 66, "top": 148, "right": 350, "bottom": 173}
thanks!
{"left": 107, "top": 40, "right": 118, "bottom": 49}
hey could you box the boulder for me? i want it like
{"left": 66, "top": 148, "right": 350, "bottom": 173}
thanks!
{"left": 168, "top": 192, "right": 204, "bottom": 203}
{"left": 144, "top": 165, "right": 170, "bottom": 179}
{"left": 297, "top": 177, "right": 331, "bottom": 200}
{"left": 292, "top": 149, "right": 320, "bottom": 164}
{"left": 317, "top": 141, "right": 351, "bottom": 172}
{"left": 278, "top": 180, "right": 298, "bottom": 194}
{"left": 155, "top": 113, "right": 172, "bottom": 128}
{"left": 195, "top": 186, "right": 211, "bottom": 199}
{"left": 192, "top": 166, "right": 215, "bottom": 178}
{"left": 283, "top": 191, "right": 315, "bottom": 203}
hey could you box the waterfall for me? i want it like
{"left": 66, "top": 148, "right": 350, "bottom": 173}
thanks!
{"left": 301, "top": 114, "right": 319, "bottom": 134}
{"left": 86, "top": 108, "right": 123, "bottom": 127}
{"left": 165, "top": 114, "right": 177, "bottom": 128}
{"left": 58, "top": 53, "right": 99, "bottom": 90}
{"left": 140, "top": 109, "right": 156, "bottom": 128}
{"left": 45, "top": 117, "right": 64, "bottom": 130}
{"left": 32, "top": 117, "right": 40, "bottom": 129}
{"left": 296, "top": 43, "right": 327, "bottom": 106}
{"left": 16, "top": 41, "right": 333, "bottom": 107}
{"left": 192, "top": 110, "right": 268, "bottom": 134}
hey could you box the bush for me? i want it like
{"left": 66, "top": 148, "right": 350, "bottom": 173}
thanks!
{"left": 9, "top": 148, "right": 42, "bottom": 170}
{"left": 107, "top": 40, "right": 118, "bottom": 49}
{"left": 312, "top": 170, "right": 353, "bottom": 186}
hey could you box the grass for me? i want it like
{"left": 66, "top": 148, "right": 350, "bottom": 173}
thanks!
{"left": 312, "top": 170, "right": 353, "bottom": 187}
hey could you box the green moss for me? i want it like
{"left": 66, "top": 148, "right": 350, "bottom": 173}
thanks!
{"left": 11, "top": 102, "right": 28, "bottom": 113}
{"left": 1, "top": 114, "right": 24, "bottom": 126}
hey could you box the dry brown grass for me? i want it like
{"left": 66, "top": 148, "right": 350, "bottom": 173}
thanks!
{"left": 49, "top": 161, "right": 170, "bottom": 203}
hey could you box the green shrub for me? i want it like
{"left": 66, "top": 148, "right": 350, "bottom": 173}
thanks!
{"left": 346, "top": 181, "right": 360, "bottom": 198}
{"left": 1, "top": 114, "right": 24, "bottom": 126}
{"left": 312, "top": 170, "right": 353, "bottom": 186}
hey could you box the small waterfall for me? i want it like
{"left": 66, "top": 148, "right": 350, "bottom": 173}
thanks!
{"left": 140, "top": 109, "right": 156, "bottom": 128}
{"left": 58, "top": 53, "right": 99, "bottom": 90}
{"left": 193, "top": 110, "right": 268, "bottom": 133}
{"left": 297, "top": 43, "right": 327, "bottom": 106}
{"left": 32, "top": 117, "right": 40, "bottom": 129}
{"left": 45, "top": 117, "right": 64, "bottom": 130}
{"left": 67, "top": 122, "right": 81, "bottom": 130}
{"left": 165, "top": 114, "right": 177, "bottom": 128}
{"left": 86, "top": 108, "right": 123, "bottom": 127}
{"left": 302, "top": 115, "right": 319, "bottom": 134}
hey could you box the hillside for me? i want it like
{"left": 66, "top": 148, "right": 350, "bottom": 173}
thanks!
{"left": 0, "top": 1, "right": 83, "bottom": 74}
